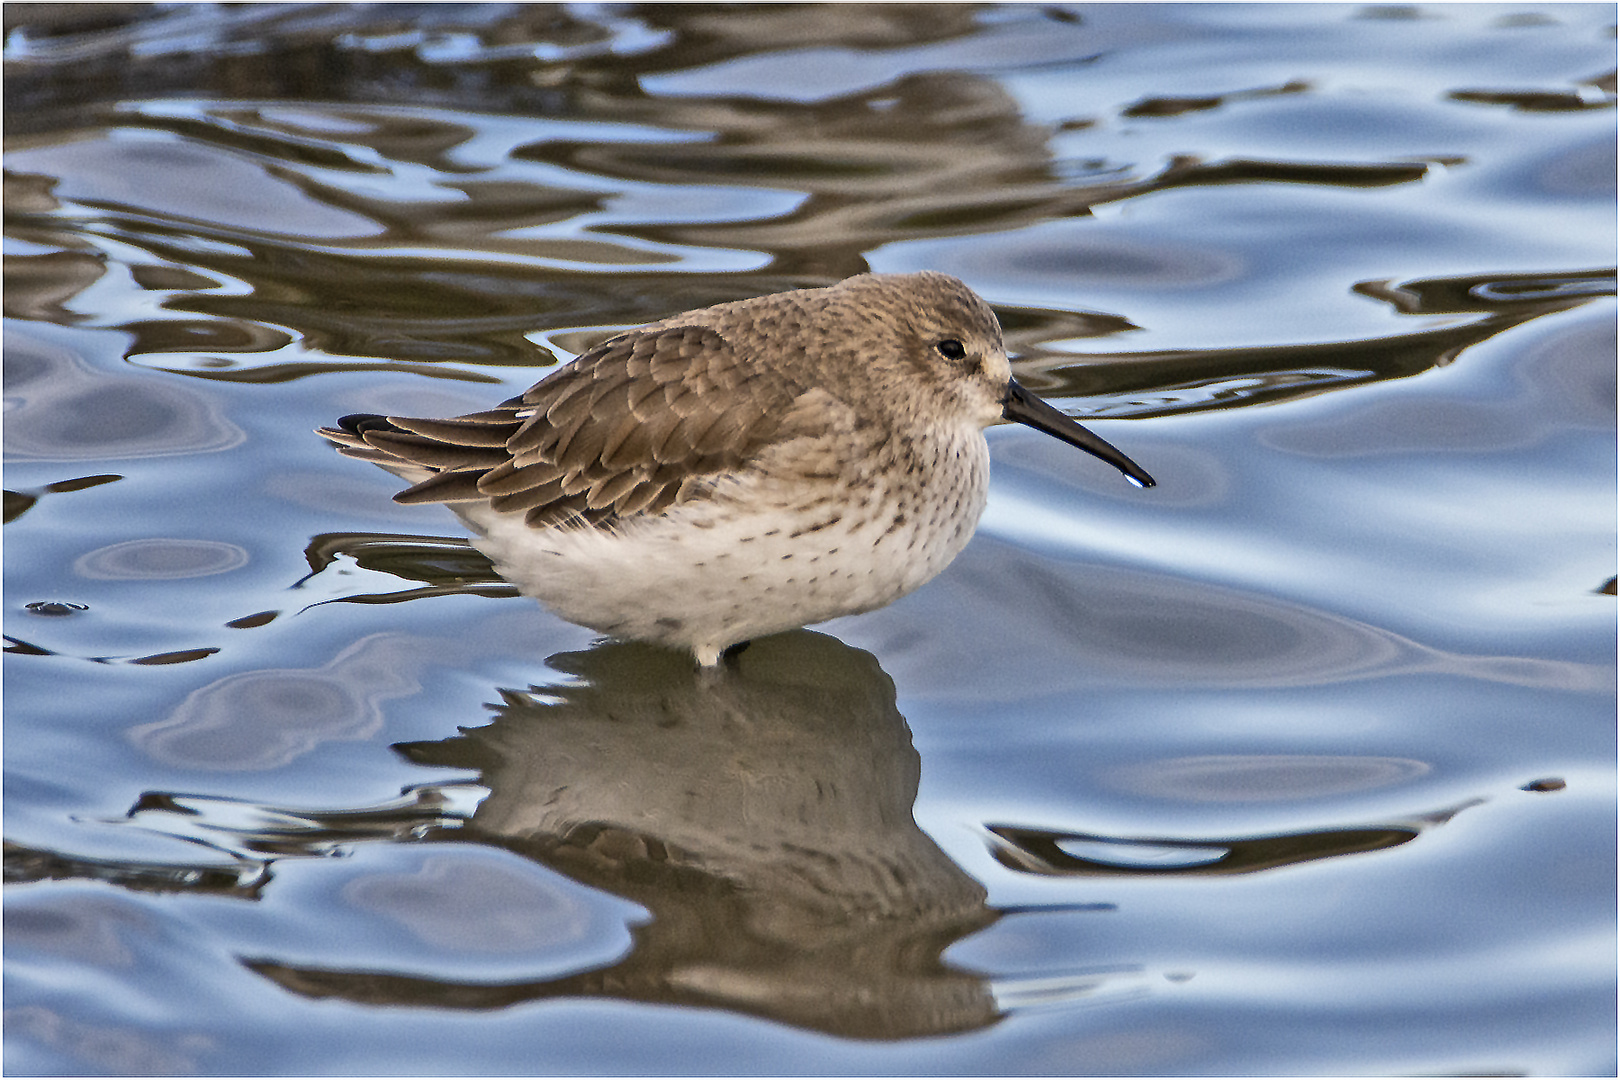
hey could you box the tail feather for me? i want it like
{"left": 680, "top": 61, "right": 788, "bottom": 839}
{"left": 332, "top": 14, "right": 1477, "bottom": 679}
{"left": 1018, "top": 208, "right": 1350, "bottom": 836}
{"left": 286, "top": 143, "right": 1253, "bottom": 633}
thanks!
{"left": 362, "top": 430, "right": 509, "bottom": 471}
{"left": 389, "top": 414, "right": 516, "bottom": 448}
{"left": 315, "top": 407, "right": 527, "bottom": 505}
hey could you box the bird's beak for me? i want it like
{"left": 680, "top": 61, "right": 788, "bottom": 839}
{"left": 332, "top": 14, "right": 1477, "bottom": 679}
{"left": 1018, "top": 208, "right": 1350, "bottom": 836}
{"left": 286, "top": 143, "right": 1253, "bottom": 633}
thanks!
{"left": 1002, "top": 379, "right": 1156, "bottom": 488}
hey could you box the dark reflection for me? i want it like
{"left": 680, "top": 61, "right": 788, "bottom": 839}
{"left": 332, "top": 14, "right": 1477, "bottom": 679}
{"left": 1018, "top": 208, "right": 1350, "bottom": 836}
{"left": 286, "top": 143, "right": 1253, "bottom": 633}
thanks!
{"left": 3, "top": 840, "right": 267, "bottom": 900}
{"left": 4, "top": 0, "right": 1604, "bottom": 422}
{"left": 2, "top": 5, "right": 991, "bottom": 133}
{"left": 249, "top": 633, "right": 1003, "bottom": 1040}
{"left": 990, "top": 818, "right": 1441, "bottom": 878}
{"left": 515, "top": 95, "right": 1436, "bottom": 281}
{"left": 3, "top": 250, "right": 105, "bottom": 322}
{"left": 122, "top": 787, "right": 472, "bottom": 859}
{"left": 2, "top": 785, "right": 471, "bottom": 896}
{"left": 121, "top": 317, "right": 293, "bottom": 358}
{"left": 1121, "top": 80, "right": 1311, "bottom": 118}
{"left": 13, "top": 623, "right": 1525, "bottom": 1037}
{"left": 6, "top": 3, "right": 1455, "bottom": 389}
{"left": 991, "top": 824, "right": 1413, "bottom": 876}
{"left": 1449, "top": 88, "right": 1615, "bottom": 113}
{"left": 1355, "top": 268, "right": 1617, "bottom": 314}
{"left": 1, "top": 634, "right": 219, "bottom": 667}
{"left": 23, "top": 601, "right": 89, "bottom": 616}
{"left": 989, "top": 791, "right": 1492, "bottom": 878}
{"left": 3, "top": 471, "right": 121, "bottom": 524}
{"left": 1, "top": 490, "right": 31, "bottom": 523}
{"left": 297, "top": 532, "right": 517, "bottom": 605}
{"left": 1024, "top": 266, "right": 1616, "bottom": 416}
{"left": 4, "top": 124, "right": 1448, "bottom": 390}
{"left": 125, "top": 647, "right": 220, "bottom": 666}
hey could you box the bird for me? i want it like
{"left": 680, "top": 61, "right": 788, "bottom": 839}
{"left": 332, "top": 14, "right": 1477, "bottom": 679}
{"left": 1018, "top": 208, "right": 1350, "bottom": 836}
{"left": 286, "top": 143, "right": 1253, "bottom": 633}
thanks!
{"left": 318, "top": 271, "right": 1154, "bottom": 667}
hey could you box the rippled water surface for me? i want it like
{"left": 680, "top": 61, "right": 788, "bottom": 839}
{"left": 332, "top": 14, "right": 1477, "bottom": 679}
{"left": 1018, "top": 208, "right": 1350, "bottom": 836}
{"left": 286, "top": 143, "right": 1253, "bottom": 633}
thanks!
{"left": 5, "top": 4, "right": 1615, "bottom": 1075}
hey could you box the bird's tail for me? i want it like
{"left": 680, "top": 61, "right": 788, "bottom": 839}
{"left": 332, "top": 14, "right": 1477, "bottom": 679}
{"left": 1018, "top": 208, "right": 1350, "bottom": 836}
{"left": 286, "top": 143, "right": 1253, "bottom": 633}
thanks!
{"left": 315, "top": 406, "right": 527, "bottom": 504}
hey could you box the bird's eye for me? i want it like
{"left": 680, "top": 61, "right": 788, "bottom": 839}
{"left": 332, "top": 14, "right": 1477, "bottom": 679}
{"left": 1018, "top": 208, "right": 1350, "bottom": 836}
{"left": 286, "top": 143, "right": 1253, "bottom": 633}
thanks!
{"left": 935, "top": 339, "right": 967, "bottom": 361}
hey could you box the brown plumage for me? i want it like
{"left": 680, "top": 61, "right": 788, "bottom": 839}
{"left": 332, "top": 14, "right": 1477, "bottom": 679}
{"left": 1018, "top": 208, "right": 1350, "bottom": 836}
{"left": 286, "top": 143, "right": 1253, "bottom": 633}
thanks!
{"left": 323, "top": 310, "right": 824, "bottom": 529}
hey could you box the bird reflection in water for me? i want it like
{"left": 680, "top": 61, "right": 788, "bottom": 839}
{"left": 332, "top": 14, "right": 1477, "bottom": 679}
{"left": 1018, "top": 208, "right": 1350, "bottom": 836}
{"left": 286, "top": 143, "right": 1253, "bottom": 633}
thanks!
{"left": 249, "top": 632, "right": 1004, "bottom": 1040}
{"left": 47, "top": 537, "right": 1520, "bottom": 1039}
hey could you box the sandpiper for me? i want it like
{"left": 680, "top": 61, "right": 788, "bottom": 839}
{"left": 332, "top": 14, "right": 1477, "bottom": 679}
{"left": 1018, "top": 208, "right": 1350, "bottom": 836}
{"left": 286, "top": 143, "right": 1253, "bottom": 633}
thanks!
{"left": 319, "top": 271, "right": 1154, "bottom": 666}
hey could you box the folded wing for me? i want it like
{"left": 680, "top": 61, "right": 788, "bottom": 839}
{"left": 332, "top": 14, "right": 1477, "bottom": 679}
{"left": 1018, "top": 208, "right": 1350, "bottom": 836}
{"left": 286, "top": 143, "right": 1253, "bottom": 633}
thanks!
{"left": 317, "top": 323, "right": 805, "bottom": 529}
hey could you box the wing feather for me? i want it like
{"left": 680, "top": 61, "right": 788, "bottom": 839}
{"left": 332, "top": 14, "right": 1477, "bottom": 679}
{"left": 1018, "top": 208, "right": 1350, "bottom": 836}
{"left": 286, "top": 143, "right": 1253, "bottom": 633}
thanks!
{"left": 316, "top": 321, "right": 809, "bottom": 529}
{"left": 394, "top": 469, "right": 489, "bottom": 504}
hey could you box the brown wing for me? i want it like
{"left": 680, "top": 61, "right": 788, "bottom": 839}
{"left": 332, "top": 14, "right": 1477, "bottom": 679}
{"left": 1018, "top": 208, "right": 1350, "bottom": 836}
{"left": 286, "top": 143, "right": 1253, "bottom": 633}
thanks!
{"left": 318, "top": 323, "right": 806, "bottom": 529}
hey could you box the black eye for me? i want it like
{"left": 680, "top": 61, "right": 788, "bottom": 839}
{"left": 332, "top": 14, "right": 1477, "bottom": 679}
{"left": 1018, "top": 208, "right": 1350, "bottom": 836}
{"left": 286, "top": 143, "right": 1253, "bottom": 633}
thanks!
{"left": 935, "top": 339, "right": 967, "bottom": 361}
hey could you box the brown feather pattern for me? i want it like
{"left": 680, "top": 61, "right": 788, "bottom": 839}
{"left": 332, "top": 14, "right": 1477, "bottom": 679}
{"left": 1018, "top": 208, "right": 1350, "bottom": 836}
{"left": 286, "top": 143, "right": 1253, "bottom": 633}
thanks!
{"left": 318, "top": 321, "right": 808, "bottom": 530}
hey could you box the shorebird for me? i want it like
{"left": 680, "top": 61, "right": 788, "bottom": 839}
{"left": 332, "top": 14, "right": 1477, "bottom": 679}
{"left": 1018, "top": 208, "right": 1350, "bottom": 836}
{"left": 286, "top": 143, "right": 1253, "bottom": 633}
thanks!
{"left": 319, "top": 271, "right": 1153, "bottom": 666}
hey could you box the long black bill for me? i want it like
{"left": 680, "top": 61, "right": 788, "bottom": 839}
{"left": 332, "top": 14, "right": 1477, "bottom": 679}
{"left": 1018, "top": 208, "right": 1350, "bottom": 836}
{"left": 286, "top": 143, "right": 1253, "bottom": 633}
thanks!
{"left": 1002, "top": 379, "right": 1156, "bottom": 489}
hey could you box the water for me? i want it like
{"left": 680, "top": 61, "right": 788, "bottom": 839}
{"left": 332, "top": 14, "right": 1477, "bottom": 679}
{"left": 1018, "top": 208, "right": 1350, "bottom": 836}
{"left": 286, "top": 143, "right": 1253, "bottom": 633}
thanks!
{"left": 4, "top": 4, "right": 1614, "bottom": 1075}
